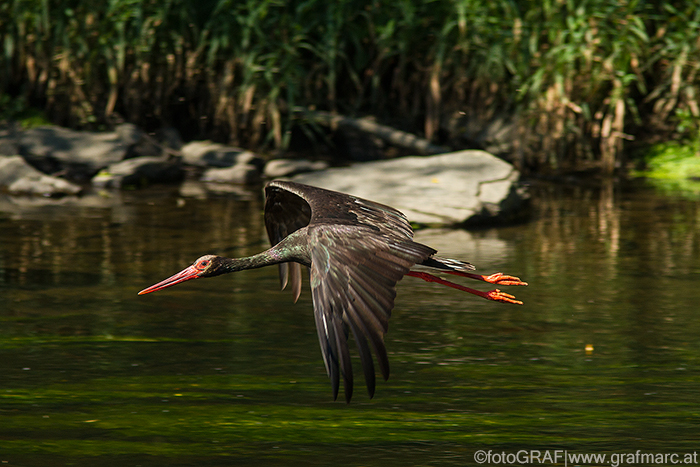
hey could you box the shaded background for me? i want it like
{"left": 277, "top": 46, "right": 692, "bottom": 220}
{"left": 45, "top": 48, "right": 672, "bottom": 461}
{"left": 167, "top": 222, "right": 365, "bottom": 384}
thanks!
{"left": 2, "top": 0, "right": 700, "bottom": 173}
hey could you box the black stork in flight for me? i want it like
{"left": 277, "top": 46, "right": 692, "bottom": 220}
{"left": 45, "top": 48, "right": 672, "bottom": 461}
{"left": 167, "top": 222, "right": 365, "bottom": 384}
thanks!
{"left": 139, "top": 180, "right": 527, "bottom": 402}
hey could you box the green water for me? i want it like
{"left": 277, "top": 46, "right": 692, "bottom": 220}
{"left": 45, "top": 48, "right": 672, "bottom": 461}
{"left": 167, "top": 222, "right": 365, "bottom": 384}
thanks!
{"left": 1, "top": 180, "right": 699, "bottom": 466}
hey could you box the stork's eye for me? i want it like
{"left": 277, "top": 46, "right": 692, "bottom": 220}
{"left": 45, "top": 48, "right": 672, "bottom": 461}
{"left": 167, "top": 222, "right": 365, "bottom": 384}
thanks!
{"left": 196, "top": 260, "right": 210, "bottom": 270}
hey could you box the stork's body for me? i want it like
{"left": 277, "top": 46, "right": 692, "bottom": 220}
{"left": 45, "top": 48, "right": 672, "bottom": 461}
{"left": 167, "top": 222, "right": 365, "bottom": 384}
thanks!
{"left": 139, "top": 180, "right": 527, "bottom": 402}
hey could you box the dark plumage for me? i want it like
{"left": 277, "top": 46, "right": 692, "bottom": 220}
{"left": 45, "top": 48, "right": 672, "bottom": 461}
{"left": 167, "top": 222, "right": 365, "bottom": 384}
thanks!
{"left": 139, "top": 180, "right": 527, "bottom": 402}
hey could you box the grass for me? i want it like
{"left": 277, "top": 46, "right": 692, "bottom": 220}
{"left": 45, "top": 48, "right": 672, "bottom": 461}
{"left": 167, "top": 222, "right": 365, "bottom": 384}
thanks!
{"left": 1, "top": 0, "right": 700, "bottom": 173}
{"left": 634, "top": 108, "right": 700, "bottom": 195}
{"left": 635, "top": 144, "right": 700, "bottom": 195}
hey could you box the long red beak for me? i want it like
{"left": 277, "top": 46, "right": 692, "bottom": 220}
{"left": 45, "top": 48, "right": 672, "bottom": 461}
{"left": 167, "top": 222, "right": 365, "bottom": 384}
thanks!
{"left": 138, "top": 265, "right": 200, "bottom": 295}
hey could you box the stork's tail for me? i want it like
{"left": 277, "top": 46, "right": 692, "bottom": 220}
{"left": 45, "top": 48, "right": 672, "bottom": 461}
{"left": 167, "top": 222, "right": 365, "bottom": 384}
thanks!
{"left": 420, "top": 256, "right": 476, "bottom": 272}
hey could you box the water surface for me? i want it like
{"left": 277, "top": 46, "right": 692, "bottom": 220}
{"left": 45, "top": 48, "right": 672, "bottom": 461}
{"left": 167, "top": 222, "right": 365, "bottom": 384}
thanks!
{"left": 1, "top": 180, "right": 699, "bottom": 466}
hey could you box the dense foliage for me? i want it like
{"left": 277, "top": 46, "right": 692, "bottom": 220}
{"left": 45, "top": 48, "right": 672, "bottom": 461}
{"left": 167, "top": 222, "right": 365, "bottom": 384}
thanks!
{"left": 1, "top": 0, "right": 699, "bottom": 172}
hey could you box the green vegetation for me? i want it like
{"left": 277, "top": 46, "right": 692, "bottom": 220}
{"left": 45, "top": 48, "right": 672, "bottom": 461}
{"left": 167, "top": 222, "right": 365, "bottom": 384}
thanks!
{"left": 0, "top": 94, "right": 50, "bottom": 128}
{"left": 635, "top": 108, "right": 700, "bottom": 194}
{"left": 1, "top": 0, "right": 700, "bottom": 173}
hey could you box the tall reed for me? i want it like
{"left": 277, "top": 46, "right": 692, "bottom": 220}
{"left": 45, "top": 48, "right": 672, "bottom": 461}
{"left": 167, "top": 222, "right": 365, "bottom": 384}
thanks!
{"left": 1, "top": 0, "right": 699, "bottom": 173}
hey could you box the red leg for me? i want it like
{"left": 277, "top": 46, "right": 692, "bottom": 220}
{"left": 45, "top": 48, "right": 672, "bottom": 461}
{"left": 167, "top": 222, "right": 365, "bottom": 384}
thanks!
{"left": 406, "top": 271, "right": 523, "bottom": 305}
{"left": 444, "top": 270, "right": 528, "bottom": 286}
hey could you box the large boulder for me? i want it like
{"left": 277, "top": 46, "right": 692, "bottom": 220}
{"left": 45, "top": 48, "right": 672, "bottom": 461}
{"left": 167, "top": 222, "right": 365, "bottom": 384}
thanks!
{"left": 201, "top": 164, "right": 261, "bottom": 184}
{"left": 0, "top": 156, "right": 82, "bottom": 196}
{"left": 180, "top": 141, "right": 262, "bottom": 168}
{"left": 91, "top": 157, "right": 184, "bottom": 189}
{"left": 18, "top": 124, "right": 143, "bottom": 180}
{"left": 180, "top": 141, "right": 264, "bottom": 185}
{"left": 290, "top": 150, "right": 528, "bottom": 226}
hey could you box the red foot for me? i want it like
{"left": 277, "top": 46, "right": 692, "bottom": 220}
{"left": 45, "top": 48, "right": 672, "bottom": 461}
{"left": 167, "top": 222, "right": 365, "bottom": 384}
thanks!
{"left": 446, "top": 270, "right": 528, "bottom": 286}
{"left": 482, "top": 273, "right": 528, "bottom": 286}
{"left": 486, "top": 289, "right": 523, "bottom": 305}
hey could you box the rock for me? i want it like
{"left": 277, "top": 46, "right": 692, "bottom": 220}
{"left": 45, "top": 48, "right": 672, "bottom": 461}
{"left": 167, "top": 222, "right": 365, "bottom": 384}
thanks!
{"left": 181, "top": 141, "right": 262, "bottom": 168}
{"left": 18, "top": 123, "right": 143, "bottom": 180}
{"left": 154, "top": 126, "right": 184, "bottom": 151}
{"left": 91, "top": 156, "right": 184, "bottom": 189}
{"left": 115, "top": 123, "right": 143, "bottom": 146}
{"left": 263, "top": 159, "right": 329, "bottom": 178}
{"left": 201, "top": 164, "right": 261, "bottom": 184}
{"left": 0, "top": 157, "right": 33, "bottom": 185}
{"left": 121, "top": 126, "right": 183, "bottom": 160}
{"left": 290, "top": 150, "right": 528, "bottom": 225}
{"left": 8, "top": 175, "right": 82, "bottom": 196}
{"left": 0, "top": 124, "right": 20, "bottom": 156}
{"left": 449, "top": 112, "right": 515, "bottom": 156}
{"left": 124, "top": 133, "right": 163, "bottom": 159}
{"left": 0, "top": 156, "right": 82, "bottom": 196}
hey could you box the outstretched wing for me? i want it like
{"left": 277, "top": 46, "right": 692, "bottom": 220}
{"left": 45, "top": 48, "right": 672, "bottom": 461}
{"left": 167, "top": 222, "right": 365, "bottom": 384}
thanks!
{"left": 308, "top": 224, "right": 435, "bottom": 402}
{"left": 264, "top": 180, "right": 416, "bottom": 302}
{"left": 266, "top": 180, "right": 415, "bottom": 241}
{"left": 264, "top": 183, "right": 312, "bottom": 301}
{"left": 264, "top": 180, "right": 433, "bottom": 401}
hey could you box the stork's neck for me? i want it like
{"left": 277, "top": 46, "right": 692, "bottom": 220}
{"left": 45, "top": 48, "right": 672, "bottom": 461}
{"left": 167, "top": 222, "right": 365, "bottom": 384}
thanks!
{"left": 217, "top": 245, "right": 305, "bottom": 274}
{"left": 217, "top": 252, "right": 276, "bottom": 273}
{"left": 213, "top": 229, "right": 310, "bottom": 275}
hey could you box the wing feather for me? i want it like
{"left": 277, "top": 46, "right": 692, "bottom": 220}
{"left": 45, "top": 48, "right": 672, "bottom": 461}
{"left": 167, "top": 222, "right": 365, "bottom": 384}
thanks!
{"left": 312, "top": 287, "right": 338, "bottom": 398}
{"left": 267, "top": 180, "right": 414, "bottom": 242}
{"left": 289, "top": 262, "right": 302, "bottom": 303}
{"left": 263, "top": 180, "right": 439, "bottom": 401}
{"left": 309, "top": 224, "right": 435, "bottom": 400}
{"left": 347, "top": 270, "right": 393, "bottom": 330}
{"left": 344, "top": 310, "right": 376, "bottom": 398}
{"left": 344, "top": 284, "right": 391, "bottom": 381}
{"left": 332, "top": 313, "right": 353, "bottom": 403}
{"left": 264, "top": 183, "right": 312, "bottom": 299}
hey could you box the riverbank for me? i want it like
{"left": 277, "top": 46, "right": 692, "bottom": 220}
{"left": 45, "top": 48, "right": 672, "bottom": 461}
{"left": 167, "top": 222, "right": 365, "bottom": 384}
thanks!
{"left": 0, "top": 122, "right": 527, "bottom": 226}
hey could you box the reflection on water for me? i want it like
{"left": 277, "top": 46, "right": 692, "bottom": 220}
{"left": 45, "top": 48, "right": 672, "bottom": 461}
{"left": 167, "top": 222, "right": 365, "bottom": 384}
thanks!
{"left": 1, "top": 179, "right": 699, "bottom": 466}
